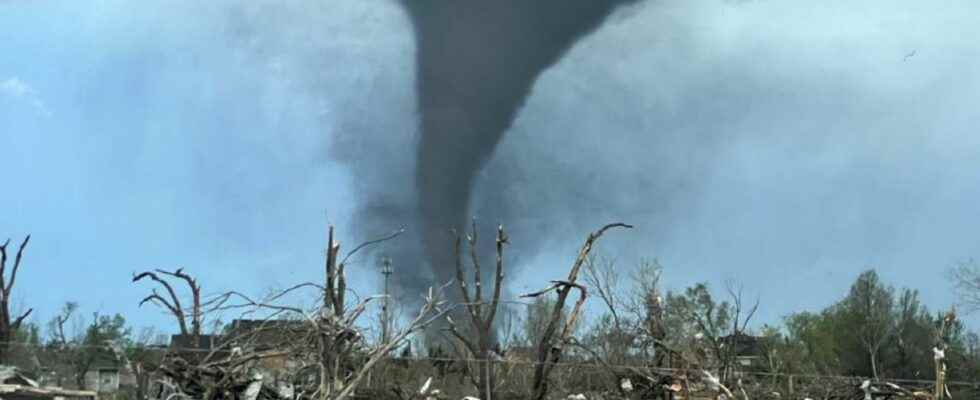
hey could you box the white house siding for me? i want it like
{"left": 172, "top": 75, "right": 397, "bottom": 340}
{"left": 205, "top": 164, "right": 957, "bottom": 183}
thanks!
{"left": 83, "top": 369, "right": 120, "bottom": 392}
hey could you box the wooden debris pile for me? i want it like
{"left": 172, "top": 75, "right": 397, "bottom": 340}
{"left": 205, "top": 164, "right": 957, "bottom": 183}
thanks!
{"left": 823, "top": 380, "right": 932, "bottom": 400}
{"left": 156, "top": 353, "right": 289, "bottom": 400}
{"left": 772, "top": 379, "right": 933, "bottom": 400}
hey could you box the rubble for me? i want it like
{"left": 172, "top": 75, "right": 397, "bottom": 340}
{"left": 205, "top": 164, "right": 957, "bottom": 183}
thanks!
{"left": 0, "top": 384, "right": 98, "bottom": 400}
{"left": 619, "top": 378, "right": 633, "bottom": 392}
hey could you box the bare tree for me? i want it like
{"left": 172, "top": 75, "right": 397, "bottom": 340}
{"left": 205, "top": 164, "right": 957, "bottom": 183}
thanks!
{"left": 48, "top": 301, "right": 77, "bottom": 348}
{"left": 582, "top": 255, "right": 634, "bottom": 363}
{"left": 441, "top": 222, "right": 507, "bottom": 400}
{"left": 580, "top": 255, "right": 647, "bottom": 392}
{"left": 0, "top": 235, "right": 32, "bottom": 364}
{"left": 133, "top": 268, "right": 203, "bottom": 338}
{"left": 934, "top": 307, "right": 956, "bottom": 400}
{"left": 522, "top": 222, "right": 632, "bottom": 400}
{"left": 584, "top": 255, "right": 624, "bottom": 336}
{"left": 949, "top": 259, "right": 980, "bottom": 314}
{"left": 128, "top": 327, "right": 167, "bottom": 400}
{"left": 161, "top": 225, "right": 446, "bottom": 400}
{"left": 633, "top": 260, "right": 669, "bottom": 367}
{"left": 719, "top": 279, "right": 759, "bottom": 383}
{"left": 310, "top": 225, "right": 447, "bottom": 400}
{"left": 45, "top": 301, "right": 79, "bottom": 387}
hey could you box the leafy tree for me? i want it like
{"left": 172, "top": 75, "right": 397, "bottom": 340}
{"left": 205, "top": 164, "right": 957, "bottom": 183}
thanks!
{"left": 71, "top": 312, "right": 131, "bottom": 389}
{"left": 784, "top": 310, "right": 841, "bottom": 374}
{"left": 4, "top": 322, "right": 42, "bottom": 372}
{"left": 663, "top": 283, "right": 732, "bottom": 369}
{"left": 757, "top": 324, "right": 808, "bottom": 389}
{"left": 955, "top": 332, "right": 980, "bottom": 381}
{"left": 44, "top": 309, "right": 132, "bottom": 390}
{"left": 887, "top": 288, "right": 934, "bottom": 379}
{"left": 838, "top": 269, "right": 896, "bottom": 379}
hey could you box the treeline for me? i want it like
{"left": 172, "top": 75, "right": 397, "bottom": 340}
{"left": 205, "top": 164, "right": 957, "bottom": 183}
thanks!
{"left": 571, "top": 256, "right": 980, "bottom": 385}
{"left": 3, "top": 303, "right": 168, "bottom": 391}
{"left": 772, "top": 270, "right": 979, "bottom": 381}
{"left": 4, "top": 229, "right": 980, "bottom": 399}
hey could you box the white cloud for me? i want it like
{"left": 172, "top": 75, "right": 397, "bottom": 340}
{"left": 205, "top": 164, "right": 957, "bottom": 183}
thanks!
{"left": 1, "top": 77, "right": 52, "bottom": 117}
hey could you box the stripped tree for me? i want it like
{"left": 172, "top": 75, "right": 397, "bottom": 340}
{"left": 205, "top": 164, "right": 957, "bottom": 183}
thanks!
{"left": 441, "top": 222, "right": 507, "bottom": 400}
{"left": 133, "top": 268, "right": 203, "bottom": 339}
{"left": 934, "top": 307, "right": 956, "bottom": 400}
{"left": 170, "top": 225, "right": 445, "bottom": 400}
{"left": 523, "top": 223, "right": 632, "bottom": 400}
{"left": 720, "top": 279, "right": 759, "bottom": 383}
{"left": 0, "top": 235, "right": 32, "bottom": 364}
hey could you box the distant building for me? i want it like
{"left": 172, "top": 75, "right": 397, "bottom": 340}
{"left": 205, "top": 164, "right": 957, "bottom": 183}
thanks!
{"left": 721, "top": 332, "right": 765, "bottom": 370}
{"left": 222, "top": 319, "right": 314, "bottom": 372}
{"left": 0, "top": 365, "right": 40, "bottom": 387}
{"left": 81, "top": 343, "right": 129, "bottom": 393}
{"left": 169, "top": 334, "right": 221, "bottom": 351}
{"left": 223, "top": 319, "right": 313, "bottom": 350}
{"left": 168, "top": 334, "right": 225, "bottom": 365}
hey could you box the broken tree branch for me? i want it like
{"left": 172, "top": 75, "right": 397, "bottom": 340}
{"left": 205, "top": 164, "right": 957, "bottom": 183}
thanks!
{"left": 527, "top": 222, "right": 632, "bottom": 400}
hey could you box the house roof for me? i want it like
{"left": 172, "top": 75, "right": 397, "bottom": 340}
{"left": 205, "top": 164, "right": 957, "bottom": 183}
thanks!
{"left": 721, "top": 332, "right": 764, "bottom": 357}
{"left": 0, "top": 365, "right": 39, "bottom": 387}
{"left": 89, "top": 344, "right": 126, "bottom": 370}
{"left": 167, "top": 335, "right": 229, "bottom": 365}
{"left": 227, "top": 319, "right": 308, "bottom": 332}
{"left": 164, "top": 320, "right": 314, "bottom": 361}
{"left": 223, "top": 319, "right": 313, "bottom": 350}
{"left": 170, "top": 334, "right": 221, "bottom": 351}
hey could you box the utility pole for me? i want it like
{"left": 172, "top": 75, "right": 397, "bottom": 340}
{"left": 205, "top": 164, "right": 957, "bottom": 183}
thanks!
{"left": 380, "top": 256, "right": 393, "bottom": 344}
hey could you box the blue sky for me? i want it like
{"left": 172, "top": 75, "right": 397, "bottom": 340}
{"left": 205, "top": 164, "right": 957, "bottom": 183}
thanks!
{"left": 2, "top": 0, "right": 980, "bottom": 337}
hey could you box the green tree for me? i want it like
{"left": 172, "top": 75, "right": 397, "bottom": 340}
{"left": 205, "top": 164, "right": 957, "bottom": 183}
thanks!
{"left": 838, "top": 269, "right": 896, "bottom": 379}
{"left": 5, "top": 322, "right": 42, "bottom": 372}
{"left": 663, "top": 283, "right": 732, "bottom": 369}
{"left": 71, "top": 312, "right": 131, "bottom": 389}
{"left": 757, "top": 324, "right": 810, "bottom": 390}
{"left": 784, "top": 310, "right": 841, "bottom": 374}
{"left": 887, "top": 288, "right": 934, "bottom": 379}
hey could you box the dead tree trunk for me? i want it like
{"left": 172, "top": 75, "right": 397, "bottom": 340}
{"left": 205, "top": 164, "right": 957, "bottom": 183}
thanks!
{"left": 320, "top": 225, "right": 342, "bottom": 398}
{"left": 317, "top": 224, "right": 412, "bottom": 400}
{"left": 934, "top": 308, "right": 956, "bottom": 400}
{"left": 142, "top": 224, "right": 442, "bottom": 400}
{"left": 133, "top": 268, "right": 203, "bottom": 339}
{"left": 0, "top": 235, "right": 33, "bottom": 365}
{"left": 523, "top": 223, "right": 632, "bottom": 400}
{"left": 443, "top": 223, "right": 508, "bottom": 400}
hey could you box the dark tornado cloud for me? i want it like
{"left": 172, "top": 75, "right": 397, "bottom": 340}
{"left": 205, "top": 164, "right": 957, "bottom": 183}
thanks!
{"left": 398, "top": 0, "right": 640, "bottom": 297}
